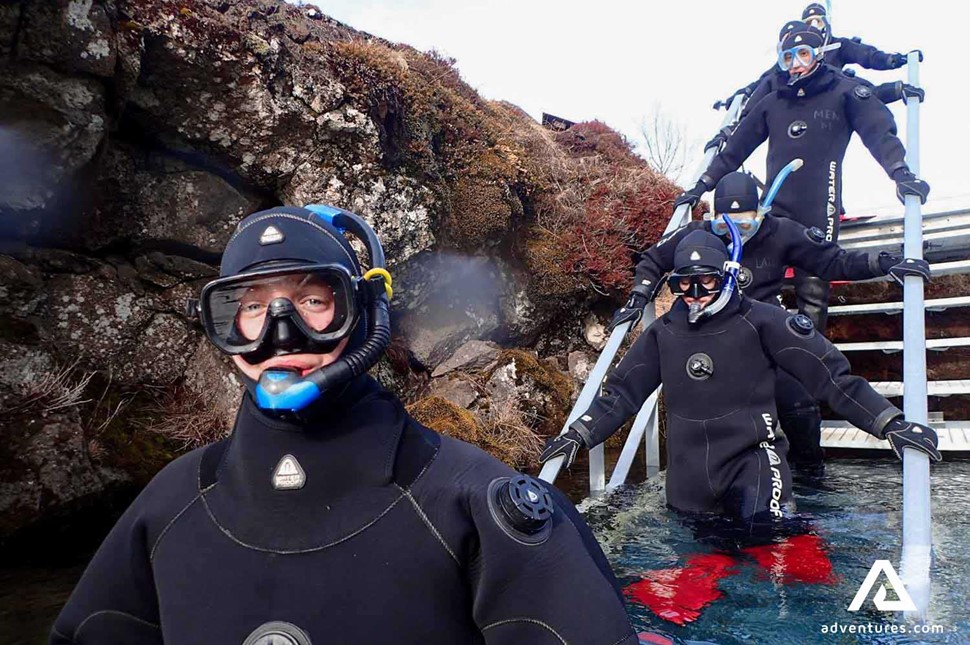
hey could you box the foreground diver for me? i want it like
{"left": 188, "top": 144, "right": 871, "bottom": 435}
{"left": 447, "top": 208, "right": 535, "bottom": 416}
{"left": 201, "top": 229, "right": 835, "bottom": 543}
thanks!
{"left": 52, "top": 205, "right": 638, "bottom": 645}
{"left": 682, "top": 21, "right": 929, "bottom": 333}
{"left": 540, "top": 229, "right": 941, "bottom": 527}
{"left": 610, "top": 170, "right": 930, "bottom": 474}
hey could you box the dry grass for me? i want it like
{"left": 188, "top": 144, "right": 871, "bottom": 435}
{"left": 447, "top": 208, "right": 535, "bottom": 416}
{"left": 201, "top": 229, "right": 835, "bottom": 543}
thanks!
{"left": 478, "top": 397, "right": 543, "bottom": 468}
{"left": 134, "top": 386, "right": 230, "bottom": 451}
{"left": 2, "top": 361, "right": 95, "bottom": 416}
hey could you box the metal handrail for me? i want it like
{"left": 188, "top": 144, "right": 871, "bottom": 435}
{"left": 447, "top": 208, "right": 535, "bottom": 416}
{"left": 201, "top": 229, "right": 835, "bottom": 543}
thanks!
{"left": 899, "top": 51, "right": 933, "bottom": 620}
{"left": 538, "top": 93, "right": 747, "bottom": 490}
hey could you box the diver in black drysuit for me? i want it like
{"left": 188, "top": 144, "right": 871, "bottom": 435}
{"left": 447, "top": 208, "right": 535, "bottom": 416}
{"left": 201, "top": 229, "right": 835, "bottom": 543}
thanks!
{"left": 540, "top": 230, "right": 941, "bottom": 529}
{"left": 678, "top": 22, "right": 929, "bottom": 333}
{"left": 608, "top": 172, "right": 929, "bottom": 472}
{"left": 51, "top": 206, "right": 637, "bottom": 645}
{"left": 720, "top": 4, "right": 920, "bottom": 112}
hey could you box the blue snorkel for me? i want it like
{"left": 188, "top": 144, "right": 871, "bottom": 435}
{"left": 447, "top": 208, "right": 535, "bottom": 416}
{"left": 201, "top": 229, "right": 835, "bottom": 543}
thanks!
{"left": 688, "top": 215, "right": 742, "bottom": 323}
{"left": 254, "top": 206, "right": 393, "bottom": 414}
{"left": 760, "top": 158, "right": 803, "bottom": 216}
{"left": 689, "top": 158, "right": 803, "bottom": 324}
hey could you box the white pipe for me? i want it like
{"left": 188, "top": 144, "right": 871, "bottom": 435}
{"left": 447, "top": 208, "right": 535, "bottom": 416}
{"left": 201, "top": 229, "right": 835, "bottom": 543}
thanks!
{"left": 899, "top": 50, "right": 932, "bottom": 621}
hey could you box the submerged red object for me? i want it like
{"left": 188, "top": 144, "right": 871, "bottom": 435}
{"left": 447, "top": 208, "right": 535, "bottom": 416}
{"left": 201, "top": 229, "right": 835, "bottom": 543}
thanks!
{"left": 742, "top": 533, "right": 836, "bottom": 584}
{"left": 624, "top": 553, "right": 739, "bottom": 626}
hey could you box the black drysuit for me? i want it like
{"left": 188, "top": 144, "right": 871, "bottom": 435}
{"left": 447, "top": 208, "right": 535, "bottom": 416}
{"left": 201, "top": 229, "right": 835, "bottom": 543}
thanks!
{"left": 575, "top": 296, "right": 901, "bottom": 525}
{"left": 631, "top": 215, "right": 887, "bottom": 464}
{"left": 51, "top": 376, "right": 636, "bottom": 645}
{"left": 740, "top": 65, "right": 909, "bottom": 123}
{"left": 702, "top": 63, "right": 909, "bottom": 331}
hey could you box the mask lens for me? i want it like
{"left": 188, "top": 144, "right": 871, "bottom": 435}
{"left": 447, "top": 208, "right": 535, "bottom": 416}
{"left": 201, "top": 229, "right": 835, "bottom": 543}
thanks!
{"left": 201, "top": 266, "right": 355, "bottom": 354}
{"left": 667, "top": 271, "right": 722, "bottom": 297}
{"left": 795, "top": 45, "right": 815, "bottom": 66}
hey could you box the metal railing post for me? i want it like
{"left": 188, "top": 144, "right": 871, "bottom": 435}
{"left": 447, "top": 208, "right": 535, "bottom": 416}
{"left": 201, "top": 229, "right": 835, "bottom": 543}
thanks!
{"left": 899, "top": 50, "right": 932, "bottom": 620}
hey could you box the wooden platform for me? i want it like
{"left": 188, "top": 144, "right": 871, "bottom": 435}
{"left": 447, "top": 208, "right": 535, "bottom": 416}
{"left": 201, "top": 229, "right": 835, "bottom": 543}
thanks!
{"left": 821, "top": 423, "right": 970, "bottom": 452}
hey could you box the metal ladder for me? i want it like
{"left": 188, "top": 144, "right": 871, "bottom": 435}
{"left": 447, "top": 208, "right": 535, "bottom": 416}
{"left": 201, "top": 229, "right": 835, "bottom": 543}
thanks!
{"left": 821, "top": 208, "right": 970, "bottom": 453}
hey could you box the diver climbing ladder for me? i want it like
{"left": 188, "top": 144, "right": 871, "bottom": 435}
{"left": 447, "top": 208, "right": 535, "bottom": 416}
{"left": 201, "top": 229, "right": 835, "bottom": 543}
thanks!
{"left": 537, "top": 93, "right": 748, "bottom": 491}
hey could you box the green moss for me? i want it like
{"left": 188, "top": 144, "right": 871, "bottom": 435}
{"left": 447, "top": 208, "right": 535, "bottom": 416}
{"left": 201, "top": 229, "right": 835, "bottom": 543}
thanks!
{"left": 407, "top": 396, "right": 480, "bottom": 443}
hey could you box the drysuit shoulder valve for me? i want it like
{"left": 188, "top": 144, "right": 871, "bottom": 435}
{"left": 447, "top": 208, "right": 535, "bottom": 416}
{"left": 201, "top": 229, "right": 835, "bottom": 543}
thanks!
{"left": 487, "top": 475, "right": 555, "bottom": 545}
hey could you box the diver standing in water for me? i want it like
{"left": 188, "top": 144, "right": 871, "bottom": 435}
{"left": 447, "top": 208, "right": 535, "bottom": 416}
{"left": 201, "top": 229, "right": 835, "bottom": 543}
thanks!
{"left": 682, "top": 21, "right": 928, "bottom": 333}
{"left": 611, "top": 170, "right": 929, "bottom": 475}
{"left": 540, "top": 227, "right": 940, "bottom": 527}
{"left": 51, "top": 205, "right": 637, "bottom": 645}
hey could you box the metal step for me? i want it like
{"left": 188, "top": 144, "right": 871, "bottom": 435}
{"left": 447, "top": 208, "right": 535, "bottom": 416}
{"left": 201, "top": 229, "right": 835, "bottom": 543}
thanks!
{"left": 839, "top": 208, "right": 970, "bottom": 259}
{"left": 835, "top": 337, "right": 970, "bottom": 353}
{"left": 868, "top": 380, "right": 970, "bottom": 397}
{"left": 827, "top": 295, "right": 970, "bottom": 316}
{"left": 820, "top": 423, "right": 970, "bottom": 451}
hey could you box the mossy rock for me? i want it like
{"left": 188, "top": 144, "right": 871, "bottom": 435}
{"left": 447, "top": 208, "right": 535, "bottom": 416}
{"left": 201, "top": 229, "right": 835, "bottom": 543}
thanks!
{"left": 407, "top": 395, "right": 480, "bottom": 444}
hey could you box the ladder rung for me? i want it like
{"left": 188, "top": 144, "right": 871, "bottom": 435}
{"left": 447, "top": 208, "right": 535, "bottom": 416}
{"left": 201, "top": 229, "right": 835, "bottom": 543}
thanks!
{"left": 835, "top": 337, "right": 970, "bottom": 352}
{"left": 827, "top": 296, "right": 970, "bottom": 316}
{"left": 869, "top": 380, "right": 970, "bottom": 397}
{"left": 820, "top": 424, "right": 970, "bottom": 451}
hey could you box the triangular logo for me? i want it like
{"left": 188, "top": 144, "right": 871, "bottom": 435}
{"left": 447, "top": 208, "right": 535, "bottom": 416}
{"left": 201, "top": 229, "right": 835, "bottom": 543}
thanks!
{"left": 848, "top": 560, "right": 916, "bottom": 612}
{"left": 272, "top": 454, "right": 306, "bottom": 490}
{"left": 690, "top": 251, "right": 701, "bottom": 261}
{"left": 259, "top": 225, "right": 285, "bottom": 245}
{"left": 794, "top": 35, "right": 803, "bottom": 43}
{"left": 731, "top": 200, "right": 740, "bottom": 209}
{"left": 798, "top": 89, "right": 805, "bottom": 96}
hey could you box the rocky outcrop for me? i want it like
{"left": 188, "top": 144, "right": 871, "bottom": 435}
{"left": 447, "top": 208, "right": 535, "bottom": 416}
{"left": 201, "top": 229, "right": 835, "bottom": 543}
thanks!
{"left": 0, "top": 0, "right": 678, "bottom": 537}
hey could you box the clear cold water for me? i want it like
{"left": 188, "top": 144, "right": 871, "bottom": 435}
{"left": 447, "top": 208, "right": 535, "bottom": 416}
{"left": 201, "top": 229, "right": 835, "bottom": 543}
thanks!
{"left": 584, "top": 458, "right": 970, "bottom": 644}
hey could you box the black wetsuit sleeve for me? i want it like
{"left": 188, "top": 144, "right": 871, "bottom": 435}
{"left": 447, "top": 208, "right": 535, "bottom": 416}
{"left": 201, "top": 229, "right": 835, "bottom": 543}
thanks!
{"left": 782, "top": 219, "right": 883, "bottom": 280}
{"left": 465, "top": 478, "right": 636, "bottom": 644}
{"left": 575, "top": 325, "right": 663, "bottom": 447}
{"left": 753, "top": 304, "right": 901, "bottom": 437}
{"left": 874, "top": 81, "right": 903, "bottom": 105}
{"left": 738, "top": 69, "right": 777, "bottom": 121}
{"left": 632, "top": 223, "right": 700, "bottom": 298}
{"left": 50, "top": 494, "right": 163, "bottom": 644}
{"left": 703, "top": 99, "right": 769, "bottom": 187}
{"left": 845, "top": 86, "right": 909, "bottom": 177}
{"left": 837, "top": 36, "right": 897, "bottom": 70}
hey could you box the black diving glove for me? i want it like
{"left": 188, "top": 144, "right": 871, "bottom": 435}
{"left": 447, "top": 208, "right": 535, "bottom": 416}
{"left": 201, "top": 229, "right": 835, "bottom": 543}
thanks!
{"left": 539, "top": 427, "right": 587, "bottom": 469}
{"left": 878, "top": 254, "right": 931, "bottom": 285}
{"left": 899, "top": 82, "right": 925, "bottom": 103}
{"left": 885, "top": 52, "right": 909, "bottom": 69}
{"left": 607, "top": 291, "right": 649, "bottom": 333}
{"left": 673, "top": 181, "right": 707, "bottom": 211}
{"left": 893, "top": 169, "right": 930, "bottom": 205}
{"left": 882, "top": 418, "right": 942, "bottom": 462}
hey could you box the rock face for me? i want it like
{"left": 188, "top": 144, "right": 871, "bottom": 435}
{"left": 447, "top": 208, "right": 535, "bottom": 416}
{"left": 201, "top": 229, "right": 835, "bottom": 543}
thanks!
{"left": 0, "top": 0, "right": 677, "bottom": 537}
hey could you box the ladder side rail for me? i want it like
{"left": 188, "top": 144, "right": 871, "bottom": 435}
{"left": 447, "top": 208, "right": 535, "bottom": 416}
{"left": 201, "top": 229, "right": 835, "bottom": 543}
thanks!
{"left": 899, "top": 51, "right": 932, "bottom": 621}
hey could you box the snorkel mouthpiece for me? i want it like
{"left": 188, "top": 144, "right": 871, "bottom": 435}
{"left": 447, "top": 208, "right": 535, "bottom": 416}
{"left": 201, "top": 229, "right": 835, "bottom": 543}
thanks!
{"left": 256, "top": 368, "right": 322, "bottom": 411}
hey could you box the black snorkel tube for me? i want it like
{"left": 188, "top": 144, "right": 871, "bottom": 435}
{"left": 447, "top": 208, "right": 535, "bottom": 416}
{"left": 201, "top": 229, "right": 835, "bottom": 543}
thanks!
{"left": 688, "top": 158, "right": 804, "bottom": 324}
{"left": 255, "top": 206, "right": 392, "bottom": 413}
